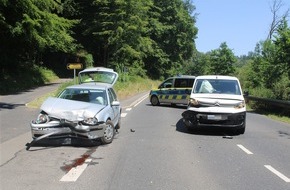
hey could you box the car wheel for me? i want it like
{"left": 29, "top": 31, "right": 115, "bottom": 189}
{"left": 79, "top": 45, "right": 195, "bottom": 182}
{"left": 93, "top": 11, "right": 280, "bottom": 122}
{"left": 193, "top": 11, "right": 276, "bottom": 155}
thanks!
{"left": 151, "top": 95, "right": 159, "bottom": 106}
{"left": 101, "top": 120, "right": 115, "bottom": 144}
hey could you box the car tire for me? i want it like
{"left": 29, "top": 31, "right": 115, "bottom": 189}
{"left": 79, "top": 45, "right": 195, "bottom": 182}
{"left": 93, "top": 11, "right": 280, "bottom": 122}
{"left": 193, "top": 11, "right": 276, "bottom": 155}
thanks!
{"left": 101, "top": 120, "right": 115, "bottom": 144}
{"left": 150, "top": 95, "right": 160, "bottom": 106}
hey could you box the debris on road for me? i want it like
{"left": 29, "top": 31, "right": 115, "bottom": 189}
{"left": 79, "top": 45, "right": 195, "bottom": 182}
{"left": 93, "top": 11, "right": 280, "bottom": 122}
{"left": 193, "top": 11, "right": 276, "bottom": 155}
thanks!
{"left": 223, "top": 136, "right": 233, "bottom": 139}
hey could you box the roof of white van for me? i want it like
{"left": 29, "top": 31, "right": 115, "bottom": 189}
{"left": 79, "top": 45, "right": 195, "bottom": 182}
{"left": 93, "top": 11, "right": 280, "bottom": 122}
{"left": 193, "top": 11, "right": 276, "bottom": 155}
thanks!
{"left": 195, "top": 75, "right": 238, "bottom": 80}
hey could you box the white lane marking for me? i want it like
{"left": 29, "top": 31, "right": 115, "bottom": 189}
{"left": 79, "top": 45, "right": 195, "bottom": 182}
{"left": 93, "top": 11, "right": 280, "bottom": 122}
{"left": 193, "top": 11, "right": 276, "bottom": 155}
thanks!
{"left": 237, "top": 144, "right": 253, "bottom": 155}
{"left": 264, "top": 165, "right": 290, "bottom": 183}
{"left": 133, "top": 94, "right": 148, "bottom": 107}
{"left": 121, "top": 113, "right": 128, "bottom": 117}
{"left": 60, "top": 158, "right": 92, "bottom": 182}
{"left": 121, "top": 95, "right": 147, "bottom": 118}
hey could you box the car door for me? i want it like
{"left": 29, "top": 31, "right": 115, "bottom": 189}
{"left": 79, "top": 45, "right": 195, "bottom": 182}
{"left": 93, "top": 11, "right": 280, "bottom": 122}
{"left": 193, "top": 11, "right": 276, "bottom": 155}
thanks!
{"left": 157, "top": 78, "right": 174, "bottom": 104}
{"left": 173, "top": 78, "right": 194, "bottom": 105}
{"left": 108, "top": 88, "right": 120, "bottom": 125}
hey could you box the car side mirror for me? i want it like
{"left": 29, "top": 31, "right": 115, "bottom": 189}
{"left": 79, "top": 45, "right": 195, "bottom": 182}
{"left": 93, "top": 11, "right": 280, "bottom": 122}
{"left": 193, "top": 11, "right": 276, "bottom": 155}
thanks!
{"left": 111, "top": 101, "right": 120, "bottom": 106}
{"left": 243, "top": 91, "right": 249, "bottom": 96}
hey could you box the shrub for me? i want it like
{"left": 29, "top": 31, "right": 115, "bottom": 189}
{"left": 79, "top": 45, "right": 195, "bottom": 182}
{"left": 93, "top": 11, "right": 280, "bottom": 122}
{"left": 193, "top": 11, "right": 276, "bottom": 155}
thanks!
{"left": 0, "top": 64, "right": 58, "bottom": 95}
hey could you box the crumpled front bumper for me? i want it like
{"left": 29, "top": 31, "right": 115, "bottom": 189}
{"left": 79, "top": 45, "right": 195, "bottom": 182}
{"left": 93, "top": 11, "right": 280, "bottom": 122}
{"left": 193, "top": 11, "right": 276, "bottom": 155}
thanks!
{"left": 30, "top": 119, "right": 106, "bottom": 140}
{"left": 182, "top": 110, "right": 246, "bottom": 128}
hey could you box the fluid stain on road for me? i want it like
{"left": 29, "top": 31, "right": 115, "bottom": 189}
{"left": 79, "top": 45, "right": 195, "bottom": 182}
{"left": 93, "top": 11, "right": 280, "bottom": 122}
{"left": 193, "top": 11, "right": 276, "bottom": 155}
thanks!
{"left": 61, "top": 148, "right": 100, "bottom": 172}
{"left": 278, "top": 131, "right": 290, "bottom": 139}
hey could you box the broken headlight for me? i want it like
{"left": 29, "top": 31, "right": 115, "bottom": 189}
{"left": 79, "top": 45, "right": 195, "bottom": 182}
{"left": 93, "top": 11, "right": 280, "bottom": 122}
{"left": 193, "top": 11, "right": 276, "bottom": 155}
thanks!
{"left": 82, "top": 117, "right": 98, "bottom": 125}
{"left": 188, "top": 98, "right": 199, "bottom": 107}
{"left": 234, "top": 101, "right": 245, "bottom": 109}
{"left": 36, "top": 113, "right": 49, "bottom": 124}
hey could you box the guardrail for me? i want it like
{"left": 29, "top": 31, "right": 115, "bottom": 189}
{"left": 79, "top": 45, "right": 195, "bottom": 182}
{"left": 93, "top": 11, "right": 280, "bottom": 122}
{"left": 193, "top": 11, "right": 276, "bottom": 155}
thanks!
{"left": 244, "top": 95, "right": 290, "bottom": 109}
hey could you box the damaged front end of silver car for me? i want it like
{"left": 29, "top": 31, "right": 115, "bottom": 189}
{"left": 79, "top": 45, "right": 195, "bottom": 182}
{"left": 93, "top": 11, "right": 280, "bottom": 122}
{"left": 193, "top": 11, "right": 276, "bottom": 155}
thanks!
{"left": 26, "top": 111, "right": 106, "bottom": 150}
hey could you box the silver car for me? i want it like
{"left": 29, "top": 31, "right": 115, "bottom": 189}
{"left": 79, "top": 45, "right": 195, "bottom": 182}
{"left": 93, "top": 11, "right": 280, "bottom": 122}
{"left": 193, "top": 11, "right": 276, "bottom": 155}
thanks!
{"left": 28, "top": 68, "right": 121, "bottom": 149}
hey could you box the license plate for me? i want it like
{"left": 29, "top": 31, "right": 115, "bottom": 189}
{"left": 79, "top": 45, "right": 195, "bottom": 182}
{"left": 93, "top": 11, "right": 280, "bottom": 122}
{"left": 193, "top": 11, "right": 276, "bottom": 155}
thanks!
{"left": 207, "top": 115, "right": 222, "bottom": 120}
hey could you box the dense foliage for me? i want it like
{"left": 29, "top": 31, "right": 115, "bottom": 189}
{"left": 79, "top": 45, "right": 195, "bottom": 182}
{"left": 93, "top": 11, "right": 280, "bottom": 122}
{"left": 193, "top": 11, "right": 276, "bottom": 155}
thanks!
{"left": 0, "top": 0, "right": 289, "bottom": 109}
{"left": 0, "top": 0, "right": 197, "bottom": 93}
{"left": 184, "top": 42, "right": 237, "bottom": 76}
{"left": 237, "top": 20, "right": 290, "bottom": 102}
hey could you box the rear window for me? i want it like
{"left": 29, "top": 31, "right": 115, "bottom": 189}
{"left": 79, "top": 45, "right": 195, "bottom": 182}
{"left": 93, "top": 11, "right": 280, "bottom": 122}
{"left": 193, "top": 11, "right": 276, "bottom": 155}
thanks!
{"left": 193, "top": 79, "right": 241, "bottom": 95}
{"left": 79, "top": 71, "right": 117, "bottom": 84}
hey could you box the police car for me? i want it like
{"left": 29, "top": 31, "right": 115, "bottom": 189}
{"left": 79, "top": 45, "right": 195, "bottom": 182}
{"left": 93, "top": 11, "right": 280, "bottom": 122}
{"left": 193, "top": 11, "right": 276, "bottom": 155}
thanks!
{"left": 149, "top": 75, "right": 196, "bottom": 106}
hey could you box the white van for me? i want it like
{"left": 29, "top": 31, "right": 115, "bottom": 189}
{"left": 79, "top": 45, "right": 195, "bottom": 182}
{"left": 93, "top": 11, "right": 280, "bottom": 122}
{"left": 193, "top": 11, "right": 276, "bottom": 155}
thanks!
{"left": 182, "top": 75, "right": 246, "bottom": 134}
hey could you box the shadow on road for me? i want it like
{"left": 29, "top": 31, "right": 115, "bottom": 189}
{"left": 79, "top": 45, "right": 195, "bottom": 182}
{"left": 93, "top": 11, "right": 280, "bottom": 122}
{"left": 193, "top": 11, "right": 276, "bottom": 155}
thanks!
{"left": 0, "top": 102, "right": 26, "bottom": 109}
{"left": 175, "top": 118, "right": 238, "bottom": 137}
{"left": 0, "top": 80, "right": 66, "bottom": 96}
{"left": 26, "top": 137, "right": 102, "bottom": 151}
{"left": 146, "top": 103, "right": 187, "bottom": 110}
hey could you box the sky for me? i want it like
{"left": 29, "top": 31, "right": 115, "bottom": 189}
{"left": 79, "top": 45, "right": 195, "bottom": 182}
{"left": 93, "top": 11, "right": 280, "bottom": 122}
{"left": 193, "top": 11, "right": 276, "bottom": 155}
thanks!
{"left": 193, "top": 0, "right": 290, "bottom": 56}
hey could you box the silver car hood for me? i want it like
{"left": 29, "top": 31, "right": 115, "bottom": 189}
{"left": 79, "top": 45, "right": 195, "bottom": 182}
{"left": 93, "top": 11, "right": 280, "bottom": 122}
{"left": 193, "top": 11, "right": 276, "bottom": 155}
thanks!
{"left": 40, "top": 97, "right": 105, "bottom": 121}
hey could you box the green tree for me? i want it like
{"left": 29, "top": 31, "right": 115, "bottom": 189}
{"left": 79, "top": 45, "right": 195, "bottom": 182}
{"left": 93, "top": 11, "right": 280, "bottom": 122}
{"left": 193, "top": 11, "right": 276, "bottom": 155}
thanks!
{"left": 253, "top": 40, "right": 281, "bottom": 88}
{"left": 183, "top": 51, "right": 209, "bottom": 76}
{"left": 273, "top": 19, "right": 290, "bottom": 77}
{"left": 243, "top": 20, "right": 290, "bottom": 100}
{"left": 76, "top": 0, "right": 153, "bottom": 77}
{"left": 0, "top": 0, "right": 78, "bottom": 69}
{"left": 0, "top": 0, "right": 80, "bottom": 93}
{"left": 1, "top": 0, "right": 199, "bottom": 92}
{"left": 206, "top": 42, "right": 236, "bottom": 75}
{"left": 74, "top": 0, "right": 197, "bottom": 79}
{"left": 148, "top": 0, "right": 198, "bottom": 78}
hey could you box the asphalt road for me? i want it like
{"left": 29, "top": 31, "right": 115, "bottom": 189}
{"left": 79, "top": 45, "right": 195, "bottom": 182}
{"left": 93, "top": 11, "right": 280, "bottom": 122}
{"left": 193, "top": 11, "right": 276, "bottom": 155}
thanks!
{"left": 0, "top": 82, "right": 289, "bottom": 190}
{"left": 0, "top": 79, "right": 71, "bottom": 143}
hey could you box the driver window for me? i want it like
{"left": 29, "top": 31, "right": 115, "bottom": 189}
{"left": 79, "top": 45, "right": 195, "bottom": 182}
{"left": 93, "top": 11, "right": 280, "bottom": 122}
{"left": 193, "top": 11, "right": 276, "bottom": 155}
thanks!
{"left": 159, "top": 79, "right": 173, "bottom": 88}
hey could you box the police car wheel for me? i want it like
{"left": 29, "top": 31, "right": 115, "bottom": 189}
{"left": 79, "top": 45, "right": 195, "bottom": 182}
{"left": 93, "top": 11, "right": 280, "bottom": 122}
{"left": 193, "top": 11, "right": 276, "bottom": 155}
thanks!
{"left": 150, "top": 96, "right": 159, "bottom": 106}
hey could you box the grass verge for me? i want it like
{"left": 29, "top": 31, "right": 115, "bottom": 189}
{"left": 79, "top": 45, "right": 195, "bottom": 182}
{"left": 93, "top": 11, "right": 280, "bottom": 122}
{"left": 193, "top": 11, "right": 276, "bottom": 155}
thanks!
{"left": 1, "top": 65, "right": 59, "bottom": 95}
{"left": 115, "top": 76, "right": 160, "bottom": 100}
{"left": 267, "top": 114, "right": 290, "bottom": 124}
{"left": 246, "top": 104, "right": 290, "bottom": 124}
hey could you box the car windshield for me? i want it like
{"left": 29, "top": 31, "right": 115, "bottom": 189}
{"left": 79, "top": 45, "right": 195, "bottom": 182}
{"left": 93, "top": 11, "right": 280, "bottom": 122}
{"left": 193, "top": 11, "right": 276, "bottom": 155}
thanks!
{"left": 79, "top": 71, "right": 117, "bottom": 84}
{"left": 193, "top": 79, "right": 241, "bottom": 95}
{"left": 58, "top": 88, "right": 108, "bottom": 105}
